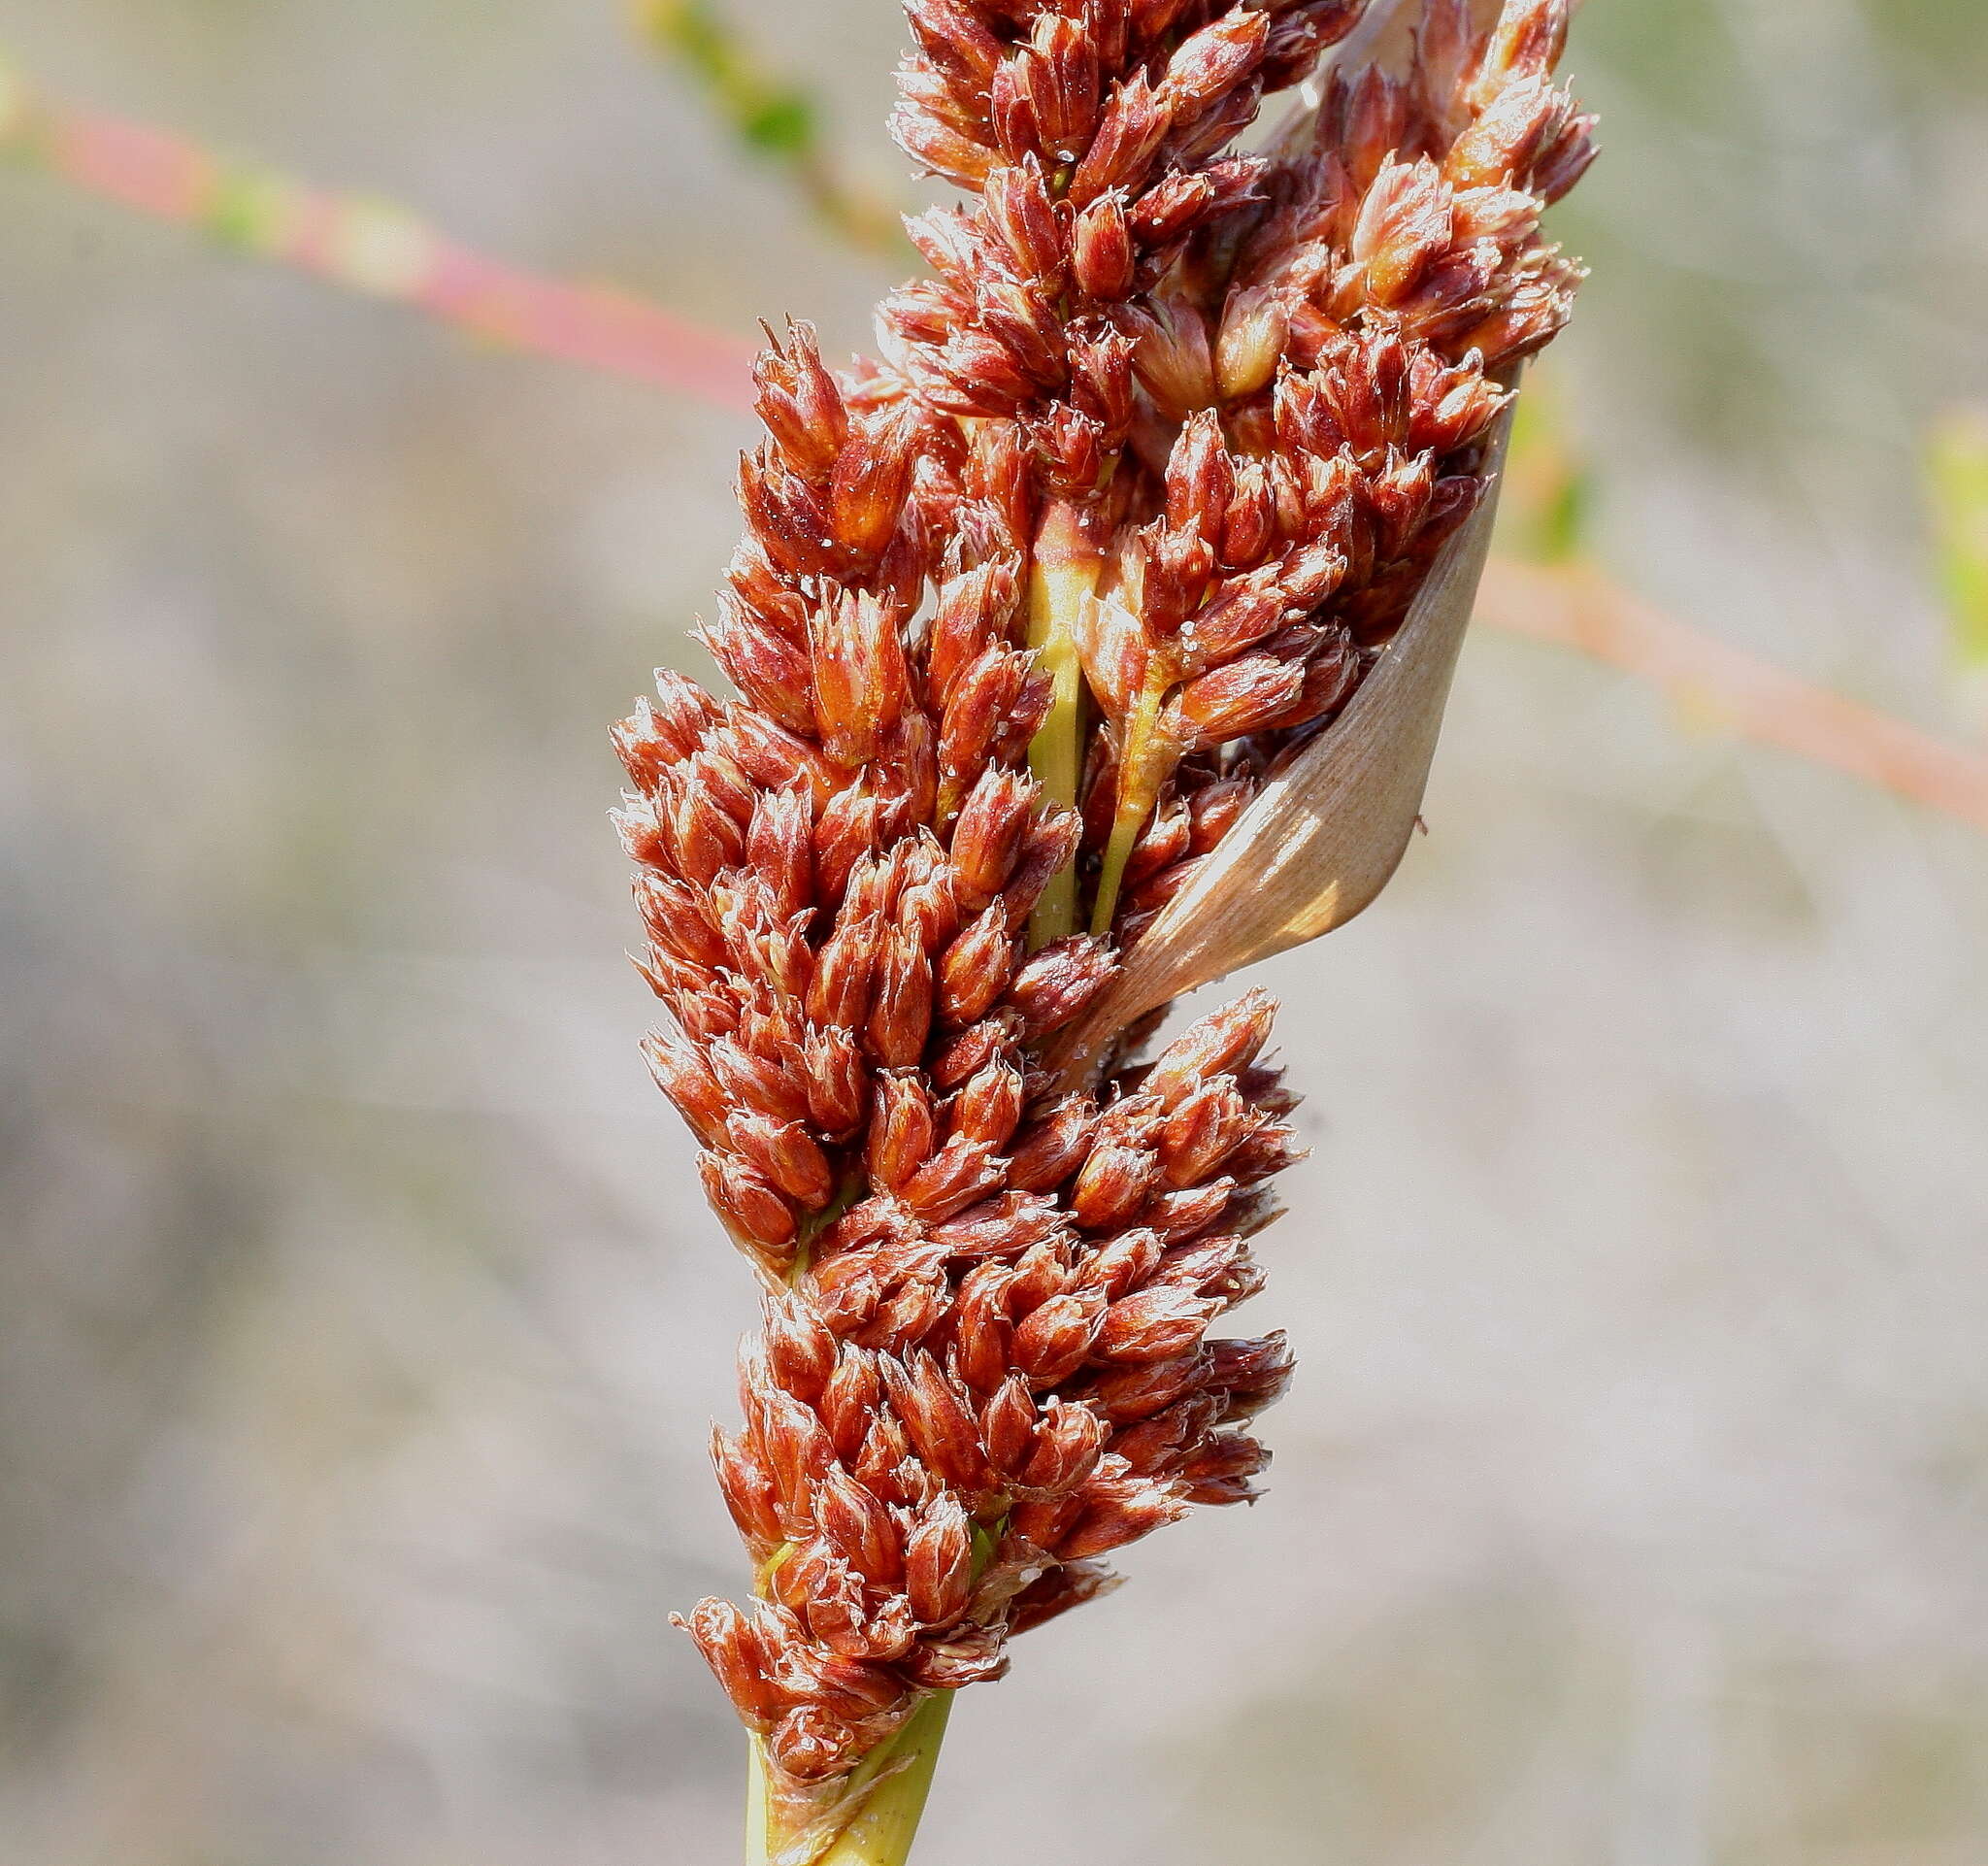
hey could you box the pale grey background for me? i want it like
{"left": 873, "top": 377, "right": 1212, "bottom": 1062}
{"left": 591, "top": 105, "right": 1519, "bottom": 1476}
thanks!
{"left": 3, "top": 2, "right": 1987, "bottom": 1860}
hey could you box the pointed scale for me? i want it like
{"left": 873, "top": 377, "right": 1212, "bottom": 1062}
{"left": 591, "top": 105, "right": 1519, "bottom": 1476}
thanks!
{"left": 1049, "top": 402, "right": 1516, "bottom": 1089}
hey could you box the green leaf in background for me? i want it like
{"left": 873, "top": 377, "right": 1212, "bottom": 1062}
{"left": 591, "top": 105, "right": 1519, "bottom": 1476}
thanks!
{"left": 643, "top": 0, "right": 818, "bottom": 161}
{"left": 634, "top": 0, "right": 904, "bottom": 254}
{"left": 1502, "top": 366, "right": 1594, "bottom": 565}
{"left": 1926, "top": 410, "right": 1988, "bottom": 674}
{"left": 740, "top": 92, "right": 816, "bottom": 157}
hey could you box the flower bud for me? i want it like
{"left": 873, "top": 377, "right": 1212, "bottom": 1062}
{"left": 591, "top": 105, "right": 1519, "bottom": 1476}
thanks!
{"left": 678, "top": 1598, "right": 786, "bottom": 1726}
{"left": 1006, "top": 935, "right": 1116, "bottom": 1036}
{"left": 1011, "top": 1286, "right": 1107, "bottom": 1384}
{"left": 905, "top": 1496, "right": 976, "bottom": 1625}
{"left": 700, "top": 1151, "right": 797, "bottom": 1252}
{"left": 1071, "top": 191, "right": 1136, "bottom": 300}
{"left": 938, "top": 903, "right": 1018, "bottom": 1029}
{"left": 1214, "top": 283, "right": 1291, "bottom": 402}
{"left": 868, "top": 1071, "right": 938, "bottom": 1191}
{"left": 950, "top": 1058, "right": 1025, "bottom": 1150}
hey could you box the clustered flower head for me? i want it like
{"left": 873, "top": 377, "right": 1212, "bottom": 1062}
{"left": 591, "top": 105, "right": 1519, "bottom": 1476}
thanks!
{"left": 614, "top": 0, "right": 1593, "bottom": 1838}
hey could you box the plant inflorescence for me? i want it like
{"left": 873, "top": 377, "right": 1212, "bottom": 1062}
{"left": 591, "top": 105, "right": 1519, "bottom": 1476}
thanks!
{"left": 613, "top": 2, "right": 1593, "bottom": 1857}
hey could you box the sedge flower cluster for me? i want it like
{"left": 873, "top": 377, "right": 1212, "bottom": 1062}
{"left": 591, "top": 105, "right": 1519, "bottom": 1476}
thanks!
{"left": 613, "top": 0, "right": 1593, "bottom": 1842}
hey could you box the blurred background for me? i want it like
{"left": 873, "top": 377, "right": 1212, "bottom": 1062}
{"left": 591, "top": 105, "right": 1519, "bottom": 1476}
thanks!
{"left": 4, "top": 2, "right": 1987, "bottom": 1861}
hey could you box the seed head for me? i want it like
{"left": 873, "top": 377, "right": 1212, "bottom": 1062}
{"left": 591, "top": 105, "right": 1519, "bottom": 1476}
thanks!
{"left": 631, "top": 0, "right": 1596, "bottom": 1807}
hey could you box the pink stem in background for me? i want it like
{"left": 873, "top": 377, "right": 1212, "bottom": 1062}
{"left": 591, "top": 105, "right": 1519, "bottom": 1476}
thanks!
{"left": 7, "top": 57, "right": 1986, "bottom": 834}
{"left": 1479, "top": 561, "right": 1988, "bottom": 835}
{"left": 6, "top": 66, "right": 756, "bottom": 405}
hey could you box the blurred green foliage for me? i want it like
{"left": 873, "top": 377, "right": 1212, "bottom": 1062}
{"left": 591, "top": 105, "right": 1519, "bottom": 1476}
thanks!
{"left": 1504, "top": 369, "right": 1594, "bottom": 565}
{"left": 643, "top": 0, "right": 817, "bottom": 155}
{"left": 636, "top": 0, "right": 905, "bottom": 253}
{"left": 1926, "top": 411, "right": 1988, "bottom": 675}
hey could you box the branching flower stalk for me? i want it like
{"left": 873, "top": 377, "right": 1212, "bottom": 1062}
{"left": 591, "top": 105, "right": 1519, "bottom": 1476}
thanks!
{"left": 613, "top": 2, "right": 1594, "bottom": 1860}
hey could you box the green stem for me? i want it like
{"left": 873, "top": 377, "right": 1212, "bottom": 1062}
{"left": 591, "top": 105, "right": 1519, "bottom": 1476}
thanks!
{"left": 787, "top": 1169, "right": 863, "bottom": 1286}
{"left": 746, "top": 1694, "right": 954, "bottom": 1866}
{"left": 816, "top": 1693, "right": 954, "bottom": 1866}
{"left": 1088, "top": 660, "right": 1179, "bottom": 936}
{"left": 747, "top": 1736, "right": 773, "bottom": 1864}
{"left": 746, "top": 1524, "right": 998, "bottom": 1866}
{"left": 1024, "top": 499, "right": 1102, "bottom": 950}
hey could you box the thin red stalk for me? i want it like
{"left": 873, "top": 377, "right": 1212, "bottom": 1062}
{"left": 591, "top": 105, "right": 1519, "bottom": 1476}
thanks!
{"left": 7, "top": 55, "right": 1985, "bottom": 839}
{"left": 1479, "top": 560, "right": 1988, "bottom": 834}
{"left": 0, "top": 56, "right": 756, "bottom": 405}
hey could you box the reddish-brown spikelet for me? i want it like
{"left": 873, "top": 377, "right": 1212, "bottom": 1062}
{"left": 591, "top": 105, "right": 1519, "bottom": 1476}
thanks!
{"left": 621, "top": 0, "right": 1595, "bottom": 1822}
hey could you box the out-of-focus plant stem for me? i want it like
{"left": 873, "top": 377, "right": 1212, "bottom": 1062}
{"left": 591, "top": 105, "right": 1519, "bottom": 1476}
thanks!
{"left": 632, "top": 0, "right": 909, "bottom": 258}
{"left": 1504, "top": 370, "right": 1593, "bottom": 565}
{"left": 1478, "top": 558, "right": 1988, "bottom": 833}
{"left": 0, "top": 44, "right": 756, "bottom": 401}
{"left": 8, "top": 46, "right": 1987, "bottom": 841}
{"left": 1927, "top": 410, "right": 1988, "bottom": 694}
